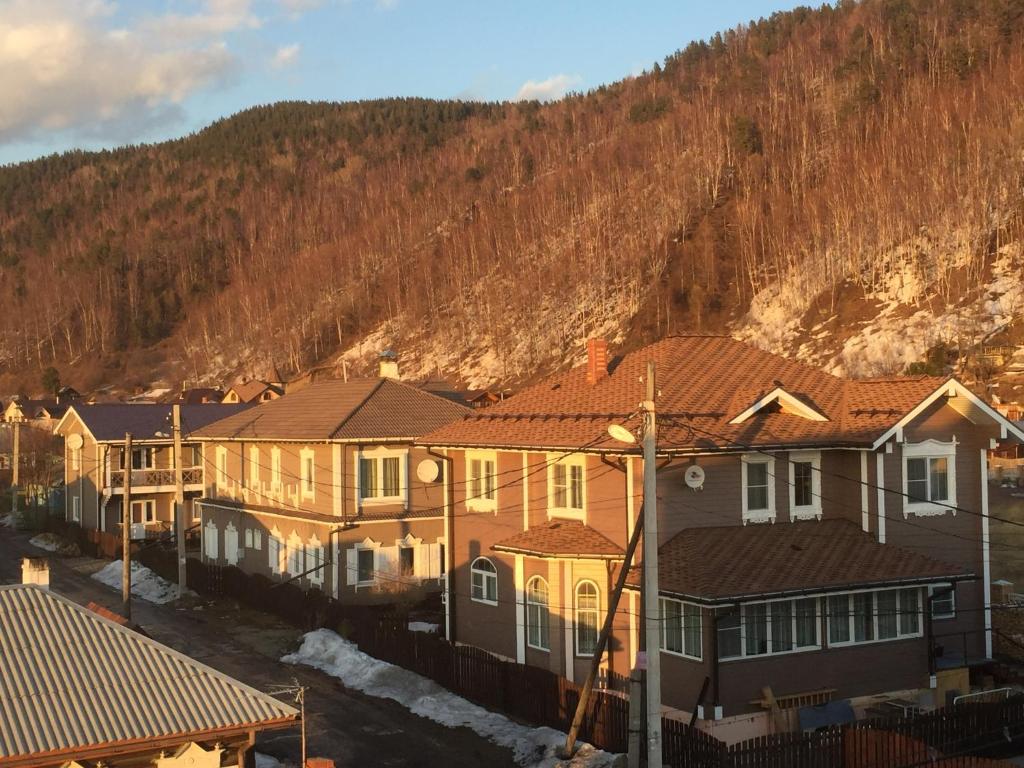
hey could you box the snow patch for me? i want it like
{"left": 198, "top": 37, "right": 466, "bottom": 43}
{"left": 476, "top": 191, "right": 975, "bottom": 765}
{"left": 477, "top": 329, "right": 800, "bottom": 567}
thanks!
{"left": 282, "top": 629, "right": 616, "bottom": 768}
{"left": 0, "top": 513, "right": 16, "bottom": 528}
{"left": 29, "top": 533, "right": 80, "bottom": 556}
{"left": 92, "top": 560, "right": 192, "bottom": 604}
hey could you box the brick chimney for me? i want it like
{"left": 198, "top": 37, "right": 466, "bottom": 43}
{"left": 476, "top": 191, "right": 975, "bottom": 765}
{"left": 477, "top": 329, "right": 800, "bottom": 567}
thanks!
{"left": 22, "top": 557, "right": 49, "bottom": 590}
{"left": 586, "top": 338, "right": 609, "bottom": 385}
{"left": 379, "top": 350, "right": 400, "bottom": 380}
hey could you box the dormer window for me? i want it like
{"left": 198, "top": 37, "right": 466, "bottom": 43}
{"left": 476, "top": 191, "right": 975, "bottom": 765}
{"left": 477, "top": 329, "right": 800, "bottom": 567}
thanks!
{"left": 729, "top": 387, "right": 829, "bottom": 424}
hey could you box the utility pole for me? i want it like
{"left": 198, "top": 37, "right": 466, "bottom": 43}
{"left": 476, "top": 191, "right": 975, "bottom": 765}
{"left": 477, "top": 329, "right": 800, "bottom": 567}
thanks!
{"left": 10, "top": 421, "right": 19, "bottom": 520}
{"left": 642, "top": 360, "right": 662, "bottom": 768}
{"left": 122, "top": 432, "right": 133, "bottom": 621}
{"left": 172, "top": 405, "right": 187, "bottom": 599}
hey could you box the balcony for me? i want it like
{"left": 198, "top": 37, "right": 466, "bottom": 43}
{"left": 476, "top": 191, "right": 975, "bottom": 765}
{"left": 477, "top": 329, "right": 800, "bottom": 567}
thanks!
{"left": 108, "top": 467, "right": 202, "bottom": 491}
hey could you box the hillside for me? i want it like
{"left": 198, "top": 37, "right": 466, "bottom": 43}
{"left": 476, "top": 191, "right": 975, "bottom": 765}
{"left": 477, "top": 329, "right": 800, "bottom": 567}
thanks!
{"left": 3, "top": 0, "right": 1024, "bottom": 394}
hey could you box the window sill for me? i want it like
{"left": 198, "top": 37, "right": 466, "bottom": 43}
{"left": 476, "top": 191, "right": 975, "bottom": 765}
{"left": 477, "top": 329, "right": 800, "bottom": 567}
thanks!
{"left": 661, "top": 648, "right": 703, "bottom": 662}
{"left": 826, "top": 632, "right": 922, "bottom": 649}
{"left": 361, "top": 496, "right": 405, "bottom": 506}
{"left": 548, "top": 507, "right": 585, "bottom": 520}
{"left": 904, "top": 502, "right": 954, "bottom": 518}
{"left": 466, "top": 500, "right": 497, "bottom": 513}
{"left": 471, "top": 597, "right": 498, "bottom": 606}
{"left": 742, "top": 511, "right": 776, "bottom": 525}
{"left": 719, "top": 644, "right": 822, "bottom": 662}
{"left": 527, "top": 644, "right": 550, "bottom": 653}
{"left": 790, "top": 508, "right": 822, "bottom": 522}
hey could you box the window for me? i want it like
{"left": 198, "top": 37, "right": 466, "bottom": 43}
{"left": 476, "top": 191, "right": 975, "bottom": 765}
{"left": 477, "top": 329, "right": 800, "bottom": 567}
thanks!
{"left": 224, "top": 522, "right": 239, "bottom": 566}
{"left": 357, "top": 548, "right": 375, "bottom": 584}
{"left": 719, "top": 597, "right": 821, "bottom": 660}
{"left": 399, "top": 545, "right": 415, "bottom": 576}
{"left": 466, "top": 451, "right": 497, "bottom": 511}
{"left": 269, "top": 528, "right": 285, "bottom": 575}
{"left": 130, "top": 447, "right": 154, "bottom": 471}
{"left": 131, "top": 499, "right": 157, "bottom": 524}
{"left": 575, "top": 581, "right": 600, "bottom": 656}
{"left": 526, "top": 576, "right": 550, "bottom": 651}
{"left": 826, "top": 588, "right": 923, "bottom": 647}
{"left": 550, "top": 456, "right": 585, "bottom": 519}
{"left": 271, "top": 448, "right": 282, "bottom": 490}
{"left": 471, "top": 557, "right": 498, "bottom": 604}
{"left": 203, "top": 520, "right": 218, "bottom": 560}
{"left": 186, "top": 445, "right": 202, "bottom": 468}
{"left": 215, "top": 446, "right": 228, "bottom": 490}
{"left": 300, "top": 449, "right": 315, "bottom": 499}
{"left": 71, "top": 495, "right": 81, "bottom": 522}
{"left": 789, "top": 451, "right": 821, "bottom": 520}
{"left": 248, "top": 446, "right": 260, "bottom": 490}
{"left": 742, "top": 455, "right": 776, "bottom": 523}
{"left": 929, "top": 584, "right": 956, "bottom": 619}
{"left": 307, "top": 536, "right": 325, "bottom": 586}
{"left": 287, "top": 533, "right": 304, "bottom": 574}
{"left": 359, "top": 450, "right": 405, "bottom": 502}
{"left": 903, "top": 441, "right": 957, "bottom": 516}
{"left": 661, "top": 598, "right": 702, "bottom": 660}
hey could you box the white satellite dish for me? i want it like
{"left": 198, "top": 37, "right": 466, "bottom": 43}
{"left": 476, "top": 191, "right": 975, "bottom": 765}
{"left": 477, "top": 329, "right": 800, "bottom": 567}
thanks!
{"left": 606, "top": 424, "right": 636, "bottom": 444}
{"left": 66, "top": 433, "right": 83, "bottom": 450}
{"left": 684, "top": 464, "right": 705, "bottom": 490}
{"left": 416, "top": 459, "right": 441, "bottom": 483}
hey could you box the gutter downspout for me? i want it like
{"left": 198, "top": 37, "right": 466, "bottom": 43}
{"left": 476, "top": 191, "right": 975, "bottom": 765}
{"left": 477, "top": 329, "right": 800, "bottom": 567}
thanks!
{"left": 427, "top": 447, "right": 454, "bottom": 642}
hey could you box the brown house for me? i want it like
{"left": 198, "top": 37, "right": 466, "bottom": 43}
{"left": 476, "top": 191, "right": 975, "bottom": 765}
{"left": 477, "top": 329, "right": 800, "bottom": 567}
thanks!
{"left": 419, "top": 335, "right": 1024, "bottom": 742}
{"left": 192, "top": 377, "right": 470, "bottom": 603}
{"left": 54, "top": 403, "right": 252, "bottom": 537}
{"left": 222, "top": 380, "right": 285, "bottom": 404}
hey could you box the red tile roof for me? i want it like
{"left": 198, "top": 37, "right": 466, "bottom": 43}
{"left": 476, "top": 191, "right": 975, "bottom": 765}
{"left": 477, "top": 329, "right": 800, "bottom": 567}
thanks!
{"left": 623, "top": 519, "right": 973, "bottom": 603}
{"left": 420, "top": 336, "right": 946, "bottom": 453}
{"left": 492, "top": 519, "right": 624, "bottom": 559}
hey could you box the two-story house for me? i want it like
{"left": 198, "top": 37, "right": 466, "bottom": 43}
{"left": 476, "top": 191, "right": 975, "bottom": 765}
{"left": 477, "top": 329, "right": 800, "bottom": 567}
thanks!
{"left": 191, "top": 376, "right": 470, "bottom": 602}
{"left": 420, "top": 335, "right": 1024, "bottom": 742}
{"left": 54, "top": 404, "right": 251, "bottom": 536}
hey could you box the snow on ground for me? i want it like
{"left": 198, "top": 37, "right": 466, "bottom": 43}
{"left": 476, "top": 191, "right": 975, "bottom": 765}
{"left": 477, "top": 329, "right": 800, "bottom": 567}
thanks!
{"left": 408, "top": 621, "right": 439, "bottom": 633}
{"left": 29, "top": 533, "right": 80, "bottom": 556}
{"left": 282, "top": 629, "right": 617, "bottom": 768}
{"left": 92, "top": 560, "right": 192, "bottom": 604}
{"left": 0, "top": 513, "right": 15, "bottom": 528}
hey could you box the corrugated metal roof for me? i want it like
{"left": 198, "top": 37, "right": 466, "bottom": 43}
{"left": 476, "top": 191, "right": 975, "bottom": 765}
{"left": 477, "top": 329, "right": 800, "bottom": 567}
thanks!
{"left": 0, "top": 586, "right": 298, "bottom": 759}
{"left": 58, "top": 403, "right": 254, "bottom": 442}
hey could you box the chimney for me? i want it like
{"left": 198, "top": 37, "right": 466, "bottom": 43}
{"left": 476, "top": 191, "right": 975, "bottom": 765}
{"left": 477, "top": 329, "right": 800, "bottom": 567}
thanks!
{"left": 586, "top": 338, "right": 609, "bottom": 385}
{"left": 379, "top": 350, "right": 400, "bottom": 380}
{"left": 22, "top": 557, "right": 49, "bottom": 590}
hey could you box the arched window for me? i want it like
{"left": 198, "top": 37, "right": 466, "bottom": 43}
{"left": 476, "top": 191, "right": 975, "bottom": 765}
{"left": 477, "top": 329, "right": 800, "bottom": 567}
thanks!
{"left": 471, "top": 557, "right": 497, "bottom": 604}
{"left": 287, "top": 532, "right": 304, "bottom": 575}
{"left": 307, "top": 534, "right": 325, "bottom": 586}
{"left": 575, "top": 580, "right": 600, "bottom": 656}
{"left": 224, "top": 522, "right": 239, "bottom": 566}
{"left": 269, "top": 526, "right": 285, "bottom": 575}
{"left": 526, "top": 576, "right": 550, "bottom": 651}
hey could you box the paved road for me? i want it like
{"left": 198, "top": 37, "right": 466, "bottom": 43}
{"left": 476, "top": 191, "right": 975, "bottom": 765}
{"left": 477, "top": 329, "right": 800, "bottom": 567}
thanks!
{"left": 0, "top": 527, "right": 518, "bottom": 768}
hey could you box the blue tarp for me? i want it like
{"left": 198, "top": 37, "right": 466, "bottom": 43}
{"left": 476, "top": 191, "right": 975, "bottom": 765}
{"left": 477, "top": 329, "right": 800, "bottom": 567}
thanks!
{"left": 798, "top": 699, "right": 856, "bottom": 731}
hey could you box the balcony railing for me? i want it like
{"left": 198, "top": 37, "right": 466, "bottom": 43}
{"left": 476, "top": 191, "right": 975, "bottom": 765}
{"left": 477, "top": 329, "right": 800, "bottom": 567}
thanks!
{"left": 108, "top": 467, "right": 202, "bottom": 489}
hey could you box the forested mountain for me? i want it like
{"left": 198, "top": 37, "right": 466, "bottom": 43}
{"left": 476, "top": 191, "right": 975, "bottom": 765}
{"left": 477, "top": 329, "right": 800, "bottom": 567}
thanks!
{"left": 3, "top": 0, "right": 1024, "bottom": 394}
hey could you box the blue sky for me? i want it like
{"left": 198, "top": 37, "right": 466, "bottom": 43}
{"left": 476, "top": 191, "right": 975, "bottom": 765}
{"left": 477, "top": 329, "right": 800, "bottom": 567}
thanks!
{"left": 0, "top": 1, "right": 803, "bottom": 166}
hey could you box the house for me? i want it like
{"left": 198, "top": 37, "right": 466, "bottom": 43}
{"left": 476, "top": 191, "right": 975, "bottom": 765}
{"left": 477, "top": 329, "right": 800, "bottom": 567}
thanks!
{"left": 222, "top": 380, "right": 285, "bottom": 404}
{"left": 191, "top": 375, "right": 470, "bottom": 603}
{"left": 54, "top": 403, "right": 252, "bottom": 537}
{"left": 419, "top": 335, "right": 1024, "bottom": 742}
{"left": 171, "top": 386, "right": 225, "bottom": 404}
{"left": 0, "top": 570, "right": 298, "bottom": 767}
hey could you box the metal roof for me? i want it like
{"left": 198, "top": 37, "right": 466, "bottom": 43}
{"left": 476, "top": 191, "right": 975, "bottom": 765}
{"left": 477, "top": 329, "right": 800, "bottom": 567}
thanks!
{"left": 0, "top": 585, "right": 298, "bottom": 760}
{"left": 56, "top": 403, "right": 254, "bottom": 443}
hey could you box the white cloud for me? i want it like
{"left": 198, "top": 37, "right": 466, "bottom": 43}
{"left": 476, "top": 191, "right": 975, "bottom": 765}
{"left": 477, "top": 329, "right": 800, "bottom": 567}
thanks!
{"left": 0, "top": 0, "right": 244, "bottom": 146}
{"left": 277, "top": 0, "right": 327, "bottom": 12}
{"left": 271, "top": 43, "right": 300, "bottom": 69}
{"left": 513, "top": 73, "right": 582, "bottom": 102}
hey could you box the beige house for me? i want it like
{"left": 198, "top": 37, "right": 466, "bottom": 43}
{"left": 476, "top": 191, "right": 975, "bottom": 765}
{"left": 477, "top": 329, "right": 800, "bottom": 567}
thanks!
{"left": 420, "top": 336, "right": 1024, "bottom": 742}
{"left": 54, "top": 403, "right": 251, "bottom": 536}
{"left": 192, "top": 376, "right": 470, "bottom": 602}
{"left": 222, "top": 380, "right": 284, "bottom": 404}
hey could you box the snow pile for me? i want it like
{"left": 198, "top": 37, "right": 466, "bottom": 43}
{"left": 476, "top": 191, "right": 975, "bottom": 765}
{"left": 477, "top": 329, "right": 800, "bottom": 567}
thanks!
{"left": 29, "top": 533, "right": 80, "bottom": 556}
{"left": 0, "top": 513, "right": 16, "bottom": 528}
{"left": 92, "top": 560, "right": 192, "bottom": 604}
{"left": 408, "top": 621, "right": 439, "bottom": 633}
{"left": 282, "top": 629, "right": 616, "bottom": 768}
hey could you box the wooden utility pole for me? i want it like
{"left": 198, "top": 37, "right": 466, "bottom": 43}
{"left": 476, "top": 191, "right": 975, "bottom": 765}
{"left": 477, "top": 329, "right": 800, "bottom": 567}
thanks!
{"left": 563, "top": 512, "right": 644, "bottom": 757}
{"left": 172, "top": 405, "right": 187, "bottom": 599}
{"left": 642, "top": 360, "right": 662, "bottom": 768}
{"left": 10, "top": 421, "right": 19, "bottom": 519}
{"left": 122, "top": 432, "right": 133, "bottom": 621}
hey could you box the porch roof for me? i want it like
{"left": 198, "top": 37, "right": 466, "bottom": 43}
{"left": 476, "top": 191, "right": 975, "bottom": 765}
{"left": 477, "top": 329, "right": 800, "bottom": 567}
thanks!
{"left": 492, "top": 519, "right": 624, "bottom": 560}
{"left": 623, "top": 519, "right": 973, "bottom": 604}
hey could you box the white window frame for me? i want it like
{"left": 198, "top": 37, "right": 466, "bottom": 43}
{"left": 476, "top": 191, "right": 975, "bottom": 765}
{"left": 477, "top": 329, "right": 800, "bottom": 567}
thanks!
{"left": 271, "top": 447, "right": 282, "bottom": 492}
{"left": 287, "top": 532, "right": 304, "bottom": 575}
{"left": 741, "top": 454, "right": 776, "bottom": 524}
{"left": 224, "top": 522, "right": 239, "bottom": 566}
{"left": 71, "top": 495, "right": 81, "bottom": 522}
{"left": 465, "top": 450, "right": 498, "bottom": 513}
{"left": 547, "top": 454, "right": 586, "bottom": 521}
{"left": 203, "top": 519, "right": 219, "bottom": 561}
{"left": 215, "top": 446, "right": 228, "bottom": 490}
{"left": 902, "top": 440, "right": 957, "bottom": 517}
{"left": 929, "top": 583, "right": 956, "bottom": 620}
{"left": 574, "top": 580, "right": 601, "bottom": 657}
{"left": 300, "top": 448, "right": 316, "bottom": 500}
{"left": 358, "top": 447, "right": 408, "bottom": 505}
{"left": 718, "top": 596, "right": 822, "bottom": 661}
{"left": 130, "top": 447, "right": 155, "bottom": 471}
{"left": 526, "top": 576, "right": 550, "bottom": 651}
{"left": 248, "top": 446, "right": 260, "bottom": 490}
{"left": 353, "top": 538, "right": 379, "bottom": 587}
{"left": 307, "top": 535, "right": 325, "bottom": 586}
{"left": 470, "top": 557, "right": 498, "bottom": 605}
{"left": 660, "top": 597, "right": 703, "bottom": 661}
{"left": 825, "top": 587, "right": 924, "bottom": 648}
{"left": 269, "top": 527, "right": 286, "bottom": 575}
{"left": 130, "top": 499, "right": 157, "bottom": 524}
{"left": 788, "top": 451, "right": 822, "bottom": 521}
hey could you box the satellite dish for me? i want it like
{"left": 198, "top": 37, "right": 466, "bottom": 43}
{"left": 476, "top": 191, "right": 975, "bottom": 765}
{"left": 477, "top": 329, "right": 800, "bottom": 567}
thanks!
{"left": 684, "top": 464, "right": 706, "bottom": 490}
{"left": 416, "top": 459, "right": 441, "bottom": 483}
{"left": 607, "top": 424, "right": 636, "bottom": 444}
{"left": 66, "top": 433, "right": 83, "bottom": 450}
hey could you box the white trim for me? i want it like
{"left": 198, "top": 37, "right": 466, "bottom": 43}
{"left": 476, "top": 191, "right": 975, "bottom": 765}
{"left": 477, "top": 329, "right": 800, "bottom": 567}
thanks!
{"left": 902, "top": 439, "right": 957, "bottom": 518}
{"left": 130, "top": 498, "right": 157, "bottom": 524}
{"left": 717, "top": 595, "right": 822, "bottom": 661}
{"left": 626, "top": 456, "right": 635, "bottom": 540}
{"left": 357, "top": 446, "right": 409, "bottom": 507}
{"left": 547, "top": 453, "right": 587, "bottom": 522}
{"left": 860, "top": 452, "right": 870, "bottom": 533}
{"left": 563, "top": 561, "right": 574, "bottom": 681}
{"left": 574, "top": 579, "right": 601, "bottom": 658}
{"left": 300, "top": 447, "right": 316, "bottom": 500}
{"left": 215, "top": 446, "right": 228, "bottom": 491}
{"left": 788, "top": 450, "right": 821, "bottom": 521}
{"left": 514, "top": 555, "right": 525, "bottom": 663}
{"left": 352, "top": 537, "right": 380, "bottom": 588}
{"left": 729, "top": 387, "right": 829, "bottom": 424}
{"left": 982, "top": 447, "right": 991, "bottom": 658}
{"left": 876, "top": 452, "right": 886, "bottom": 543}
{"left": 629, "top": 589, "right": 638, "bottom": 668}
{"left": 521, "top": 453, "right": 529, "bottom": 531}
{"left": 741, "top": 454, "right": 776, "bottom": 524}
{"left": 659, "top": 596, "right": 703, "bottom": 661}
{"left": 525, "top": 574, "right": 551, "bottom": 652}
{"left": 470, "top": 556, "right": 498, "bottom": 606}
{"left": 271, "top": 447, "right": 282, "bottom": 493}
{"left": 825, "top": 587, "right": 924, "bottom": 648}
{"left": 332, "top": 444, "right": 343, "bottom": 517}
{"left": 465, "top": 450, "right": 498, "bottom": 513}
{"left": 872, "top": 378, "right": 1024, "bottom": 450}
{"left": 443, "top": 447, "right": 451, "bottom": 639}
